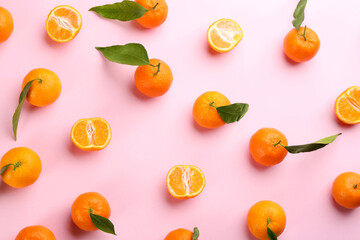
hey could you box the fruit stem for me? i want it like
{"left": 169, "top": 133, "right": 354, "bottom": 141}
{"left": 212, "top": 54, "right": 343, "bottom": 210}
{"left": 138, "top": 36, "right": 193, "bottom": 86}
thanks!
{"left": 149, "top": 63, "right": 161, "bottom": 76}
{"left": 148, "top": 2, "right": 159, "bottom": 11}
{"left": 267, "top": 218, "right": 271, "bottom": 226}
{"left": 298, "top": 25, "right": 307, "bottom": 41}
{"left": 209, "top": 101, "right": 217, "bottom": 108}
{"left": 31, "top": 78, "right": 43, "bottom": 84}
{"left": 88, "top": 207, "right": 94, "bottom": 214}
{"left": 273, "top": 140, "right": 285, "bottom": 148}
{"left": 355, "top": 184, "right": 358, "bottom": 189}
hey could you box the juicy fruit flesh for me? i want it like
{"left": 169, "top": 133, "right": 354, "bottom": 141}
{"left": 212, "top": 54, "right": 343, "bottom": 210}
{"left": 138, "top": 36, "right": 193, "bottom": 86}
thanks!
{"left": 208, "top": 20, "right": 242, "bottom": 50}
{"left": 336, "top": 87, "right": 360, "bottom": 123}
{"left": 167, "top": 166, "right": 204, "bottom": 198}
{"left": 47, "top": 6, "right": 81, "bottom": 41}
{"left": 73, "top": 119, "right": 110, "bottom": 147}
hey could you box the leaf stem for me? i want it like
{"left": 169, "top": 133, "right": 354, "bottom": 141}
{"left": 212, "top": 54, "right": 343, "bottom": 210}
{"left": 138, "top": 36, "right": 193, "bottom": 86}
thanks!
{"left": 267, "top": 218, "right": 271, "bottom": 226}
{"left": 273, "top": 140, "right": 285, "bottom": 148}
{"left": 0, "top": 162, "right": 21, "bottom": 175}
{"left": 209, "top": 101, "right": 217, "bottom": 108}
{"left": 355, "top": 184, "right": 358, "bottom": 189}
{"left": 149, "top": 63, "right": 161, "bottom": 76}
{"left": 88, "top": 207, "right": 94, "bottom": 214}
{"left": 298, "top": 25, "right": 307, "bottom": 41}
{"left": 148, "top": 2, "right": 159, "bottom": 11}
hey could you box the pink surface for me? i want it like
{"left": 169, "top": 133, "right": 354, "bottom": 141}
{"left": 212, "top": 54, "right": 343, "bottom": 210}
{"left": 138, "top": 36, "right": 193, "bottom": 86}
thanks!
{"left": 1, "top": 0, "right": 360, "bottom": 239}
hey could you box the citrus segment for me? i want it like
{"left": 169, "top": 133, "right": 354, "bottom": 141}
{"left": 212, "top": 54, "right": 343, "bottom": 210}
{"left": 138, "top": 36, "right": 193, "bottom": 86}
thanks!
{"left": 46, "top": 5, "right": 82, "bottom": 43}
{"left": 71, "top": 118, "right": 111, "bottom": 151}
{"left": 335, "top": 86, "right": 360, "bottom": 124}
{"left": 166, "top": 165, "right": 205, "bottom": 199}
{"left": 207, "top": 19, "right": 243, "bottom": 53}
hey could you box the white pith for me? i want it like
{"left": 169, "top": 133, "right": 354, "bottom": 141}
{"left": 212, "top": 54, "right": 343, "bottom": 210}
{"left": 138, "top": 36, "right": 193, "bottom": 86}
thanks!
{"left": 50, "top": 14, "right": 76, "bottom": 33}
{"left": 182, "top": 166, "right": 192, "bottom": 195}
{"left": 86, "top": 121, "right": 95, "bottom": 145}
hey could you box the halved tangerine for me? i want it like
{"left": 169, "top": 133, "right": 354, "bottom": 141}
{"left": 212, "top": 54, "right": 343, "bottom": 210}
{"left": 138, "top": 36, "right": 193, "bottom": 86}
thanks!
{"left": 71, "top": 117, "right": 111, "bottom": 151}
{"left": 335, "top": 86, "right": 360, "bottom": 124}
{"left": 46, "top": 5, "right": 82, "bottom": 43}
{"left": 166, "top": 165, "right": 206, "bottom": 199}
{"left": 207, "top": 19, "right": 243, "bottom": 53}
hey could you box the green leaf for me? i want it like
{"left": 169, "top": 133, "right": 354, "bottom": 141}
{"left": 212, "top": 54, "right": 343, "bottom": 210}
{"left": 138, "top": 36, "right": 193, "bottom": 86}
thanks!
{"left": 215, "top": 103, "right": 249, "bottom": 124}
{"left": 292, "top": 0, "right": 307, "bottom": 31}
{"left": 90, "top": 213, "right": 116, "bottom": 235}
{"left": 0, "top": 164, "right": 11, "bottom": 175}
{"left": 284, "top": 133, "right": 341, "bottom": 154}
{"left": 192, "top": 227, "right": 199, "bottom": 240}
{"left": 96, "top": 43, "right": 150, "bottom": 66}
{"left": 267, "top": 226, "right": 278, "bottom": 240}
{"left": 12, "top": 79, "right": 39, "bottom": 141}
{"left": 89, "top": 1, "right": 149, "bottom": 22}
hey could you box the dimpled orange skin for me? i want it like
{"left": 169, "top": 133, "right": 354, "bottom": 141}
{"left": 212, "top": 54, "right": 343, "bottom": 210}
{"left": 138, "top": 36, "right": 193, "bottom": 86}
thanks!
{"left": 164, "top": 228, "right": 198, "bottom": 240}
{"left": 332, "top": 172, "right": 360, "bottom": 209}
{"left": 22, "top": 68, "right": 62, "bottom": 107}
{"left": 249, "top": 128, "right": 288, "bottom": 166}
{"left": 135, "top": 0, "right": 168, "bottom": 28}
{"left": 192, "top": 91, "right": 231, "bottom": 129}
{"left": 247, "top": 201, "right": 286, "bottom": 240}
{"left": 15, "top": 225, "right": 56, "bottom": 240}
{"left": 0, "top": 7, "right": 14, "bottom": 43}
{"left": 0, "top": 147, "right": 42, "bottom": 188}
{"left": 71, "top": 192, "right": 111, "bottom": 231}
{"left": 135, "top": 59, "right": 173, "bottom": 97}
{"left": 283, "top": 27, "right": 320, "bottom": 62}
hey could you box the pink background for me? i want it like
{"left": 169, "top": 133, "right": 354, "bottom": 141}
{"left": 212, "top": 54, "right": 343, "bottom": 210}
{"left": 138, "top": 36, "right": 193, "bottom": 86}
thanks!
{"left": 1, "top": 0, "right": 360, "bottom": 239}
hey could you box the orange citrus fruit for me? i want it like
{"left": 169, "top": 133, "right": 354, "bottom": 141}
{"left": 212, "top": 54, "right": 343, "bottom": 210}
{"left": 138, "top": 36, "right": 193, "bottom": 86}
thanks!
{"left": 332, "top": 172, "right": 360, "bottom": 209}
{"left": 46, "top": 5, "right": 82, "bottom": 43}
{"left": 0, "top": 7, "right": 14, "bottom": 43}
{"left": 166, "top": 165, "right": 205, "bottom": 199}
{"left": 335, "top": 86, "right": 360, "bottom": 124}
{"left": 22, "top": 68, "right": 62, "bottom": 107}
{"left": 15, "top": 225, "right": 56, "bottom": 240}
{"left": 283, "top": 27, "right": 320, "bottom": 62}
{"left": 71, "top": 117, "right": 111, "bottom": 151}
{"left": 165, "top": 228, "right": 198, "bottom": 240}
{"left": 247, "top": 200, "right": 286, "bottom": 240}
{"left": 71, "top": 192, "right": 111, "bottom": 231}
{"left": 207, "top": 19, "right": 243, "bottom": 53}
{"left": 192, "top": 91, "right": 231, "bottom": 129}
{"left": 134, "top": 58, "right": 173, "bottom": 97}
{"left": 0, "top": 147, "right": 42, "bottom": 188}
{"left": 249, "top": 128, "right": 288, "bottom": 166}
{"left": 135, "top": 0, "right": 168, "bottom": 28}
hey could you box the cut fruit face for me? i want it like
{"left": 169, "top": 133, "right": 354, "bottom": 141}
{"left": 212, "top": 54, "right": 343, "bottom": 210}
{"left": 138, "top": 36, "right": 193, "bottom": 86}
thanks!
{"left": 166, "top": 165, "right": 206, "bottom": 199}
{"left": 71, "top": 118, "right": 111, "bottom": 151}
{"left": 335, "top": 86, "right": 360, "bottom": 124}
{"left": 207, "top": 19, "right": 243, "bottom": 53}
{"left": 46, "top": 5, "right": 82, "bottom": 43}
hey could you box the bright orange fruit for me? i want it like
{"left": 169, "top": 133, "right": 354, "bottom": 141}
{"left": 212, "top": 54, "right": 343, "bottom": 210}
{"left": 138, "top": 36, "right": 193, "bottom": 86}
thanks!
{"left": 22, "top": 68, "right": 62, "bottom": 107}
{"left": 46, "top": 5, "right": 82, "bottom": 43}
{"left": 15, "top": 225, "right": 56, "bottom": 240}
{"left": 335, "top": 86, "right": 360, "bottom": 124}
{"left": 135, "top": 0, "right": 168, "bottom": 28}
{"left": 207, "top": 19, "right": 243, "bottom": 53}
{"left": 247, "top": 200, "right": 286, "bottom": 240}
{"left": 166, "top": 165, "right": 205, "bottom": 199}
{"left": 134, "top": 59, "right": 173, "bottom": 97}
{"left": 249, "top": 128, "right": 288, "bottom": 166}
{"left": 192, "top": 91, "right": 231, "bottom": 129}
{"left": 283, "top": 27, "right": 320, "bottom": 62}
{"left": 0, "top": 7, "right": 14, "bottom": 43}
{"left": 332, "top": 172, "right": 360, "bottom": 209}
{"left": 71, "top": 117, "right": 111, "bottom": 151}
{"left": 164, "top": 228, "right": 198, "bottom": 240}
{"left": 0, "top": 147, "right": 42, "bottom": 188}
{"left": 71, "top": 192, "right": 111, "bottom": 231}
